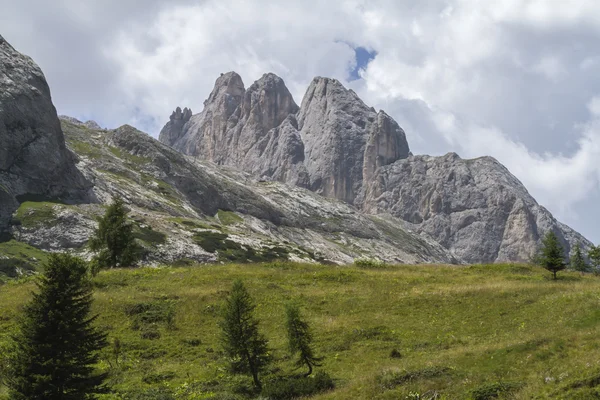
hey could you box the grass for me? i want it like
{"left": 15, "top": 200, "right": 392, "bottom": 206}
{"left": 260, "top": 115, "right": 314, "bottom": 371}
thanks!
{"left": 0, "top": 240, "right": 48, "bottom": 280}
{"left": 133, "top": 225, "right": 167, "bottom": 247}
{"left": 108, "top": 146, "right": 151, "bottom": 166}
{"left": 0, "top": 240, "right": 48, "bottom": 263}
{"left": 14, "top": 201, "right": 62, "bottom": 228}
{"left": 2, "top": 263, "right": 600, "bottom": 398}
{"left": 217, "top": 210, "right": 243, "bottom": 226}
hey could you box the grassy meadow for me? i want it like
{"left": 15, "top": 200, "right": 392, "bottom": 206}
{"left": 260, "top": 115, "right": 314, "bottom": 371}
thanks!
{"left": 2, "top": 262, "right": 600, "bottom": 399}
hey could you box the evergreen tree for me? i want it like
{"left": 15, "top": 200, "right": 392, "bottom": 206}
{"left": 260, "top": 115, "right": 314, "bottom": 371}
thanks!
{"left": 589, "top": 244, "right": 600, "bottom": 272}
{"left": 571, "top": 242, "right": 588, "bottom": 273}
{"left": 219, "top": 280, "right": 269, "bottom": 389}
{"left": 89, "top": 197, "right": 140, "bottom": 272}
{"left": 5, "top": 253, "right": 108, "bottom": 399}
{"left": 285, "top": 302, "right": 323, "bottom": 377}
{"left": 537, "top": 231, "right": 566, "bottom": 280}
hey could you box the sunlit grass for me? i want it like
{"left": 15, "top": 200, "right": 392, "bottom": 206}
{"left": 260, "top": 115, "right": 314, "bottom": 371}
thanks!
{"left": 1, "top": 262, "right": 600, "bottom": 398}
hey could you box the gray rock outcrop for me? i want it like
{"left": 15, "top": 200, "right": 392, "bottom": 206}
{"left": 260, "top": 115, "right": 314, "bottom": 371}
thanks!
{"left": 298, "top": 77, "right": 410, "bottom": 203}
{"left": 160, "top": 72, "right": 310, "bottom": 187}
{"left": 360, "top": 153, "right": 593, "bottom": 263}
{"left": 0, "top": 35, "right": 90, "bottom": 234}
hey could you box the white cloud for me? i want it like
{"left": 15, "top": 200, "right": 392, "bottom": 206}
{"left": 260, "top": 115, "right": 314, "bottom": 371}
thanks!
{"left": 588, "top": 96, "right": 600, "bottom": 116}
{"left": 532, "top": 56, "right": 567, "bottom": 81}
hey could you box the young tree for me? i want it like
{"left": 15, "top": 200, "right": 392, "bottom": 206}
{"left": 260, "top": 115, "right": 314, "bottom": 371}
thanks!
{"left": 537, "top": 231, "right": 566, "bottom": 280}
{"left": 571, "top": 243, "right": 588, "bottom": 273}
{"left": 285, "top": 302, "right": 323, "bottom": 377}
{"left": 5, "top": 253, "right": 108, "bottom": 399}
{"left": 219, "top": 280, "right": 269, "bottom": 389}
{"left": 89, "top": 197, "right": 140, "bottom": 272}
{"left": 589, "top": 244, "right": 600, "bottom": 273}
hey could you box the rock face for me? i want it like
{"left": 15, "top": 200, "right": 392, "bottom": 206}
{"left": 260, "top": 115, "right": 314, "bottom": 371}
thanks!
{"left": 35, "top": 119, "right": 454, "bottom": 266}
{"left": 159, "top": 73, "right": 410, "bottom": 202}
{"left": 298, "top": 77, "right": 410, "bottom": 203}
{"left": 0, "top": 35, "right": 90, "bottom": 234}
{"left": 58, "top": 115, "right": 103, "bottom": 130}
{"left": 159, "top": 71, "right": 592, "bottom": 263}
{"left": 361, "top": 153, "right": 593, "bottom": 263}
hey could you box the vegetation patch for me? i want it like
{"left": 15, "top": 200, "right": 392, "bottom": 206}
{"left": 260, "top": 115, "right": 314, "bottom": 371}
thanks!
{"left": 261, "top": 371, "right": 335, "bottom": 399}
{"left": 377, "top": 366, "right": 453, "bottom": 389}
{"left": 14, "top": 201, "right": 60, "bottom": 228}
{"left": 193, "top": 231, "right": 232, "bottom": 253}
{"left": 193, "top": 231, "right": 289, "bottom": 263}
{"left": 124, "top": 299, "right": 177, "bottom": 331}
{"left": 217, "top": 210, "right": 243, "bottom": 226}
{"left": 67, "top": 140, "right": 103, "bottom": 159}
{"left": 133, "top": 225, "right": 167, "bottom": 247}
{"left": 108, "top": 146, "right": 151, "bottom": 166}
{"left": 354, "top": 258, "right": 389, "bottom": 269}
{"left": 470, "top": 381, "right": 524, "bottom": 399}
{"left": 0, "top": 258, "right": 36, "bottom": 278}
{"left": 0, "top": 240, "right": 48, "bottom": 272}
{"left": 169, "top": 217, "right": 214, "bottom": 230}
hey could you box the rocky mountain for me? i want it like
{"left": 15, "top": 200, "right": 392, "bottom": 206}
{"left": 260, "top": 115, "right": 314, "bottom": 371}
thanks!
{"left": 0, "top": 31, "right": 458, "bottom": 276}
{"left": 160, "top": 72, "right": 592, "bottom": 262}
{"left": 0, "top": 35, "right": 91, "bottom": 238}
{"left": 360, "top": 153, "right": 591, "bottom": 263}
{"left": 11, "top": 119, "right": 451, "bottom": 268}
{"left": 0, "top": 34, "right": 591, "bottom": 272}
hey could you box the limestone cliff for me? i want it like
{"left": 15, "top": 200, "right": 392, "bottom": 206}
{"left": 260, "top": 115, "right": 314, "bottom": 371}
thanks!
{"left": 0, "top": 35, "right": 90, "bottom": 235}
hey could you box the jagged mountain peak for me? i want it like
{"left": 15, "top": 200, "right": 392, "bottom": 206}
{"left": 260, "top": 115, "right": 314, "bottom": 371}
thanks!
{"left": 159, "top": 72, "right": 410, "bottom": 204}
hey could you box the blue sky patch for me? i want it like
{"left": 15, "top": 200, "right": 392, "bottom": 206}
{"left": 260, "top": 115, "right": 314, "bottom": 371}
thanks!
{"left": 349, "top": 46, "right": 377, "bottom": 81}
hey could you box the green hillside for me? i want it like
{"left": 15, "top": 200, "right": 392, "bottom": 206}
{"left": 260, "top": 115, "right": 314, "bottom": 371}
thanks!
{"left": 2, "top": 262, "right": 600, "bottom": 399}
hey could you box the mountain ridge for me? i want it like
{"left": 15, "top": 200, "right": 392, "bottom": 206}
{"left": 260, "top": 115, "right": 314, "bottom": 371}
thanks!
{"left": 159, "top": 71, "right": 592, "bottom": 262}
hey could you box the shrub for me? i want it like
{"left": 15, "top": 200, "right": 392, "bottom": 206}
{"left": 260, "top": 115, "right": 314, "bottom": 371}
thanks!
{"left": 124, "top": 299, "right": 176, "bottom": 330}
{"left": 390, "top": 349, "right": 402, "bottom": 359}
{"left": 261, "top": 371, "right": 335, "bottom": 400}
{"left": 0, "top": 258, "right": 35, "bottom": 278}
{"left": 470, "top": 381, "right": 523, "bottom": 399}
{"left": 354, "top": 258, "right": 388, "bottom": 269}
{"left": 134, "top": 225, "right": 167, "bottom": 246}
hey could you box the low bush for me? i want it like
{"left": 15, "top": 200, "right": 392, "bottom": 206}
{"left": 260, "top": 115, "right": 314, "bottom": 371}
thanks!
{"left": 470, "top": 381, "right": 523, "bottom": 399}
{"left": 124, "top": 299, "right": 176, "bottom": 330}
{"left": 261, "top": 371, "right": 335, "bottom": 400}
{"left": 354, "top": 258, "right": 388, "bottom": 269}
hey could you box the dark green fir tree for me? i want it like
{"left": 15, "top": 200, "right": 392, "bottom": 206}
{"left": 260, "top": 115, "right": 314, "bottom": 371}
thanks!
{"left": 538, "top": 231, "right": 566, "bottom": 280}
{"left": 571, "top": 242, "right": 588, "bottom": 273}
{"left": 219, "top": 280, "right": 269, "bottom": 389}
{"left": 5, "top": 253, "right": 108, "bottom": 399}
{"left": 589, "top": 244, "right": 600, "bottom": 273}
{"left": 89, "top": 197, "right": 140, "bottom": 273}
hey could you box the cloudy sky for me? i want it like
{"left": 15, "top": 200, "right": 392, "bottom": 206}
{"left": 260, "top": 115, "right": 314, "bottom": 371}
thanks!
{"left": 2, "top": 0, "right": 600, "bottom": 243}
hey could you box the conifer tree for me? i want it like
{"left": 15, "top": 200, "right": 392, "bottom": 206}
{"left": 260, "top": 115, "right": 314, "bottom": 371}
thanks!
{"left": 571, "top": 242, "right": 588, "bottom": 273}
{"left": 589, "top": 244, "right": 600, "bottom": 273}
{"left": 538, "top": 231, "right": 566, "bottom": 280}
{"left": 285, "top": 302, "right": 323, "bottom": 377}
{"left": 219, "top": 280, "right": 269, "bottom": 389}
{"left": 89, "top": 197, "right": 139, "bottom": 272}
{"left": 5, "top": 253, "right": 108, "bottom": 399}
